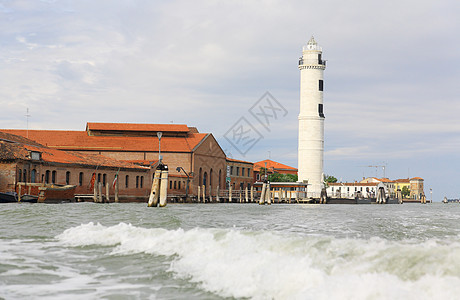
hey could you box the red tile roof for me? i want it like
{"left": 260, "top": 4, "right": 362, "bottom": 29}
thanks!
{"left": 86, "top": 122, "right": 190, "bottom": 133}
{"left": 253, "top": 159, "right": 297, "bottom": 172}
{"left": 1, "top": 129, "right": 208, "bottom": 153}
{"left": 0, "top": 132, "right": 146, "bottom": 170}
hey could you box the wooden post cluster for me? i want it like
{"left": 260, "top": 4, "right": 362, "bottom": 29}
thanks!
{"left": 259, "top": 182, "right": 271, "bottom": 205}
{"left": 148, "top": 165, "right": 169, "bottom": 207}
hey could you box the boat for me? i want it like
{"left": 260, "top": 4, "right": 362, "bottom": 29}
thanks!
{"left": 20, "top": 194, "right": 39, "bottom": 203}
{"left": 37, "top": 184, "right": 77, "bottom": 203}
{"left": 0, "top": 192, "right": 18, "bottom": 203}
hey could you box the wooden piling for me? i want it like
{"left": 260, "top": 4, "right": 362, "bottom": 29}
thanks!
{"left": 259, "top": 183, "right": 266, "bottom": 205}
{"left": 202, "top": 185, "right": 205, "bottom": 203}
{"left": 148, "top": 170, "right": 161, "bottom": 207}
{"left": 114, "top": 180, "right": 119, "bottom": 203}
{"left": 216, "top": 186, "right": 220, "bottom": 202}
{"left": 245, "top": 187, "right": 248, "bottom": 203}
{"left": 209, "top": 185, "right": 212, "bottom": 202}
{"left": 159, "top": 170, "right": 168, "bottom": 207}
{"left": 93, "top": 182, "right": 97, "bottom": 202}
{"left": 98, "top": 182, "right": 103, "bottom": 203}
{"left": 239, "top": 189, "right": 242, "bottom": 203}
{"left": 251, "top": 186, "right": 254, "bottom": 203}
{"left": 18, "top": 184, "right": 21, "bottom": 202}
{"left": 198, "top": 186, "right": 201, "bottom": 203}
{"left": 266, "top": 185, "right": 271, "bottom": 205}
{"left": 105, "top": 183, "right": 110, "bottom": 203}
{"left": 229, "top": 185, "right": 232, "bottom": 203}
{"left": 271, "top": 188, "right": 275, "bottom": 204}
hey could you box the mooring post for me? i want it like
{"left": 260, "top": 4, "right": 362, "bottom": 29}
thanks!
{"left": 216, "top": 186, "right": 220, "bottom": 202}
{"left": 209, "top": 185, "right": 212, "bottom": 202}
{"left": 272, "top": 188, "right": 275, "bottom": 204}
{"left": 159, "top": 168, "right": 168, "bottom": 207}
{"left": 259, "top": 183, "right": 266, "bottom": 205}
{"left": 239, "top": 189, "right": 242, "bottom": 203}
{"left": 18, "top": 184, "right": 21, "bottom": 202}
{"left": 202, "top": 185, "right": 206, "bottom": 203}
{"left": 198, "top": 186, "right": 201, "bottom": 203}
{"left": 115, "top": 180, "right": 119, "bottom": 203}
{"left": 98, "top": 182, "right": 103, "bottom": 203}
{"left": 266, "top": 183, "right": 271, "bottom": 205}
{"left": 93, "top": 182, "right": 97, "bottom": 202}
{"left": 251, "top": 186, "right": 254, "bottom": 203}
{"left": 245, "top": 187, "right": 249, "bottom": 203}
{"left": 148, "top": 169, "right": 161, "bottom": 207}
{"left": 229, "top": 185, "right": 232, "bottom": 203}
{"left": 105, "top": 183, "right": 110, "bottom": 203}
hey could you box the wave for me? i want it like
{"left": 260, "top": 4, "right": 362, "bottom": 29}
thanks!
{"left": 56, "top": 222, "right": 460, "bottom": 300}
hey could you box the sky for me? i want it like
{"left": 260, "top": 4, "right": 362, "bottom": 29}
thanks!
{"left": 0, "top": 0, "right": 459, "bottom": 201}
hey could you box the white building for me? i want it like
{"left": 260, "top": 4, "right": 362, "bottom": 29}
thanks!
{"left": 326, "top": 182, "right": 388, "bottom": 199}
{"left": 298, "top": 36, "right": 326, "bottom": 198}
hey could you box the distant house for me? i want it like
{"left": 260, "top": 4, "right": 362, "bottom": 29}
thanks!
{"left": 253, "top": 159, "right": 297, "bottom": 182}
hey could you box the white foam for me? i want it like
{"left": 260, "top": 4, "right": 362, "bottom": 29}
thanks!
{"left": 56, "top": 223, "right": 460, "bottom": 299}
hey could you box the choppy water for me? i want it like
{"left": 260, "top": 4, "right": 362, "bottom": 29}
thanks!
{"left": 1, "top": 203, "right": 460, "bottom": 300}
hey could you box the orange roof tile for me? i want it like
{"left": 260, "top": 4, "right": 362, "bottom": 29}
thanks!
{"left": 1, "top": 129, "right": 207, "bottom": 153}
{"left": 87, "top": 122, "right": 190, "bottom": 133}
{"left": 253, "top": 159, "right": 297, "bottom": 172}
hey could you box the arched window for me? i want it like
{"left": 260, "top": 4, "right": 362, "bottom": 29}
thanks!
{"left": 66, "top": 171, "right": 71, "bottom": 185}
{"left": 178, "top": 181, "right": 181, "bottom": 190}
{"left": 210, "top": 169, "right": 213, "bottom": 188}
{"left": 23, "top": 169, "right": 27, "bottom": 183}
{"left": 169, "top": 180, "right": 173, "bottom": 189}
{"left": 219, "top": 169, "right": 222, "bottom": 188}
{"left": 136, "top": 176, "right": 139, "bottom": 188}
{"left": 140, "top": 176, "right": 144, "bottom": 188}
{"left": 103, "top": 174, "right": 107, "bottom": 186}
{"left": 79, "top": 172, "right": 84, "bottom": 186}
{"left": 45, "top": 170, "right": 50, "bottom": 184}
{"left": 174, "top": 181, "right": 177, "bottom": 189}
{"left": 18, "top": 169, "right": 22, "bottom": 182}
{"left": 203, "top": 172, "right": 208, "bottom": 187}
{"left": 97, "top": 173, "right": 101, "bottom": 183}
{"left": 52, "top": 171, "right": 57, "bottom": 184}
{"left": 125, "top": 175, "right": 129, "bottom": 188}
{"left": 31, "top": 169, "right": 36, "bottom": 183}
{"left": 199, "top": 168, "right": 202, "bottom": 187}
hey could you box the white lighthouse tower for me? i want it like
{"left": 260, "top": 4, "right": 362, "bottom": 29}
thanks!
{"left": 298, "top": 36, "right": 326, "bottom": 198}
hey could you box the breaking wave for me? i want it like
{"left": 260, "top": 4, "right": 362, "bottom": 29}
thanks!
{"left": 56, "top": 222, "right": 460, "bottom": 299}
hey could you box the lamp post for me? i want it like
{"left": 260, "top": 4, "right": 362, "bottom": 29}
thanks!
{"left": 157, "top": 132, "right": 163, "bottom": 163}
{"left": 176, "top": 167, "right": 192, "bottom": 201}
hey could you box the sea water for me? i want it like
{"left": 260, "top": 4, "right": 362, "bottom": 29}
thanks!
{"left": 1, "top": 203, "right": 460, "bottom": 299}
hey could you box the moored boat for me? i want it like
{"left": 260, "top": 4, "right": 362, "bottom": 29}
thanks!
{"left": 0, "top": 192, "right": 18, "bottom": 203}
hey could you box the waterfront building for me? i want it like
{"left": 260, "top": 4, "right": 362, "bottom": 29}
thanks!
{"left": 409, "top": 177, "right": 425, "bottom": 200}
{"left": 0, "top": 131, "right": 150, "bottom": 201}
{"left": 326, "top": 182, "right": 384, "bottom": 199}
{"left": 226, "top": 158, "right": 253, "bottom": 190}
{"left": 297, "top": 36, "right": 326, "bottom": 198}
{"left": 2, "top": 123, "right": 226, "bottom": 198}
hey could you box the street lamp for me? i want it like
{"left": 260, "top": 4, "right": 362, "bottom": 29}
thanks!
{"left": 176, "top": 166, "right": 193, "bottom": 201}
{"left": 157, "top": 132, "right": 163, "bottom": 163}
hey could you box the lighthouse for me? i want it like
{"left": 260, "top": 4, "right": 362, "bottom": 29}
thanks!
{"left": 298, "top": 36, "right": 326, "bottom": 198}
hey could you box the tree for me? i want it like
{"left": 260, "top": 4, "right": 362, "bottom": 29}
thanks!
{"left": 401, "top": 186, "right": 410, "bottom": 198}
{"left": 324, "top": 174, "right": 338, "bottom": 183}
{"left": 268, "top": 173, "right": 298, "bottom": 182}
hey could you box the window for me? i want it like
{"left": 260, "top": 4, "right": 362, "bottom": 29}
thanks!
{"left": 319, "top": 79, "right": 324, "bottom": 91}
{"left": 174, "top": 181, "right": 177, "bottom": 189}
{"left": 66, "top": 171, "right": 71, "bottom": 185}
{"left": 45, "top": 170, "right": 50, "bottom": 184}
{"left": 236, "top": 167, "right": 240, "bottom": 176}
{"left": 103, "top": 174, "right": 107, "bottom": 186}
{"left": 136, "top": 176, "right": 139, "bottom": 188}
{"left": 52, "top": 171, "right": 57, "bottom": 184}
{"left": 140, "top": 176, "right": 144, "bottom": 188}
{"left": 23, "top": 169, "right": 27, "bottom": 183}
{"left": 178, "top": 181, "right": 181, "bottom": 190}
{"left": 79, "top": 172, "right": 84, "bottom": 186}
{"left": 18, "top": 170, "right": 22, "bottom": 182}
{"left": 98, "top": 173, "right": 101, "bottom": 183}
{"left": 170, "top": 180, "right": 173, "bottom": 189}
{"left": 31, "top": 169, "right": 36, "bottom": 183}
{"left": 318, "top": 104, "right": 324, "bottom": 118}
{"left": 257, "top": 173, "right": 260, "bottom": 181}
{"left": 125, "top": 175, "right": 129, "bottom": 188}
{"left": 318, "top": 53, "right": 322, "bottom": 64}
{"left": 230, "top": 166, "right": 233, "bottom": 176}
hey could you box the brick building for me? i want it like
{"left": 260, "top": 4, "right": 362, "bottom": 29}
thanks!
{"left": 0, "top": 131, "right": 150, "bottom": 201}
{"left": 2, "top": 123, "right": 226, "bottom": 199}
{"left": 226, "top": 158, "right": 254, "bottom": 190}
